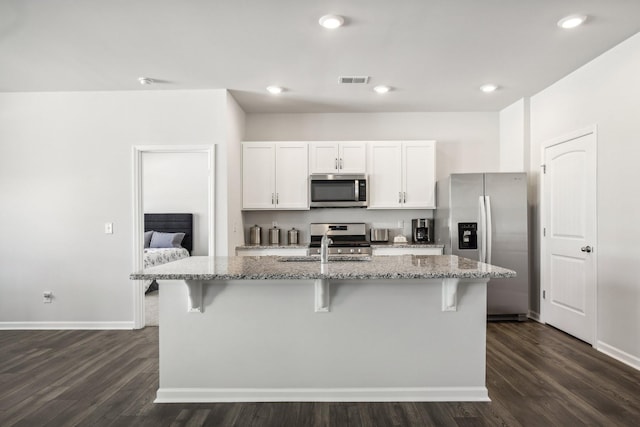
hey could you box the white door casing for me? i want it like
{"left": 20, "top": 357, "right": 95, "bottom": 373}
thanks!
{"left": 541, "top": 127, "right": 597, "bottom": 344}
{"left": 132, "top": 145, "right": 215, "bottom": 329}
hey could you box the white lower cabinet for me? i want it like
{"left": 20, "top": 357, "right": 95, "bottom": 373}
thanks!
{"left": 242, "top": 142, "right": 309, "bottom": 210}
{"left": 236, "top": 248, "right": 308, "bottom": 256}
{"left": 372, "top": 247, "right": 443, "bottom": 256}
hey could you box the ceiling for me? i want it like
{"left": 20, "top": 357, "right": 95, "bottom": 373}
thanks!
{"left": 1, "top": 0, "right": 640, "bottom": 113}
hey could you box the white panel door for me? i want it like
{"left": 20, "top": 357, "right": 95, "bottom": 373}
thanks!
{"left": 242, "top": 143, "right": 275, "bottom": 209}
{"left": 542, "top": 131, "right": 596, "bottom": 344}
{"left": 339, "top": 142, "right": 367, "bottom": 173}
{"left": 309, "top": 142, "right": 339, "bottom": 173}
{"left": 403, "top": 141, "right": 436, "bottom": 208}
{"left": 368, "top": 142, "right": 402, "bottom": 208}
{"left": 275, "top": 143, "right": 309, "bottom": 209}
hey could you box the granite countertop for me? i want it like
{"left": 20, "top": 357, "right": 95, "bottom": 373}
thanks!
{"left": 130, "top": 255, "right": 515, "bottom": 281}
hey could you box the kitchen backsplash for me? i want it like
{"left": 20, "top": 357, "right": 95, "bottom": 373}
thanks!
{"left": 242, "top": 209, "right": 434, "bottom": 244}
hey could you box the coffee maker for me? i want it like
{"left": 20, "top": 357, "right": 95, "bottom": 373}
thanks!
{"left": 412, "top": 218, "right": 432, "bottom": 243}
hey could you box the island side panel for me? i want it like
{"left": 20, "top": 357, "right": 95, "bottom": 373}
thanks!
{"left": 157, "top": 278, "right": 488, "bottom": 402}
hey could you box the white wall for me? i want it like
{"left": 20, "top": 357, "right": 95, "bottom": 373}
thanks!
{"left": 499, "top": 98, "right": 537, "bottom": 317}
{"left": 529, "top": 32, "right": 640, "bottom": 366}
{"left": 224, "top": 94, "right": 246, "bottom": 255}
{"left": 499, "top": 98, "right": 529, "bottom": 172}
{"left": 246, "top": 112, "right": 499, "bottom": 183}
{"left": 143, "top": 152, "right": 210, "bottom": 255}
{"left": 0, "top": 90, "right": 231, "bottom": 327}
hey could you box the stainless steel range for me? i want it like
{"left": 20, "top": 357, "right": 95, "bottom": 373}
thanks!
{"left": 308, "top": 223, "right": 372, "bottom": 256}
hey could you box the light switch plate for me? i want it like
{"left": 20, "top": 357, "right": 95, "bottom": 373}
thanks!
{"left": 105, "top": 222, "right": 113, "bottom": 234}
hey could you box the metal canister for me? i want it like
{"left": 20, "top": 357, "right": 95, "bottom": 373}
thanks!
{"left": 287, "top": 228, "right": 299, "bottom": 245}
{"left": 268, "top": 227, "right": 280, "bottom": 245}
{"left": 249, "top": 225, "right": 261, "bottom": 245}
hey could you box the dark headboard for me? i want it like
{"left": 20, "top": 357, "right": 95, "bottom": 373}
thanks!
{"left": 144, "top": 213, "right": 193, "bottom": 254}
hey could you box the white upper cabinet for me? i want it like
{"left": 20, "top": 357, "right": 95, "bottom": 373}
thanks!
{"left": 368, "top": 142, "right": 403, "bottom": 208}
{"left": 368, "top": 141, "right": 436, "bottom": 209}
{"left": 309, "top": 142, "right": 366, "bottom": 174}
{"left": 402, "top": 141, "right": 436, "bottom": 208}
{"left": 242, "top": 142, "right": 309, "bottom": 210}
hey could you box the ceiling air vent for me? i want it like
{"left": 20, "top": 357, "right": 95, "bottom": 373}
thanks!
{"left": 339, "top": 76, "right": 370, "bottom": 84}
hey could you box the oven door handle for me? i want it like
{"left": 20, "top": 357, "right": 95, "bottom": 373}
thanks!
{"left": 354, "top": 179, "right": 359, "bottom": 201}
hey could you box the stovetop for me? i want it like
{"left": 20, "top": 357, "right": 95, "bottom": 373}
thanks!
{"left": 308, "top": 236, "right": 370, "bottom": 248}
{"left": 308, "top": 223, "right": 372, "bottom": 255}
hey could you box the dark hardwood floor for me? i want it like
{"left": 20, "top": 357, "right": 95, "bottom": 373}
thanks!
{"left": 1, "top": 321, "right": 639, "bottom": 426}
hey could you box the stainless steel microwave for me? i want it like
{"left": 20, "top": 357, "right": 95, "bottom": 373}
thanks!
{"left": 309, "top": 174, "right": 368, "bottom": 208}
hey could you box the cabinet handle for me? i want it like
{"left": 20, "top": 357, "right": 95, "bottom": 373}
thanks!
{"left": 340, "top": 158, "right": 343, "bottom": 169}
{"left": 399, "top": 192, "right": 402, "bottom": 203}
{"left": 271, "top": 193, "right": 275, "bottom": 205}
{"left": 403, "top": 192, "right": 407, "bottom": 203}
{"left": 335, "top": 158, "right": 338, "bottom": 170}
{"left": 276, "top": 193, "right": 279, "bottom": 204}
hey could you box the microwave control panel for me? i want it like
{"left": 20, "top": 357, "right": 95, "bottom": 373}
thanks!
{"left": 458, "top": 222, "right": 478, "bottom": 250}
{"left": 357, "top": 180, "right": 367, "bottom": 201}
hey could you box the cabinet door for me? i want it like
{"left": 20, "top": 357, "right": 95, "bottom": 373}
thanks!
{"left": 275, "top": 142, "right": 309, "bottom": 209}
{"left": 243, "top": 143, "right": 276, "bottom": 209}
{"left": 403, "top": 141, "right": 436, "bottom": 209}
{"left": 309, "top": 142, "right": 339, "bottom": 174}
{"left": 339, "top": 142, "right": 367, "bottom": 173}
{"left": 368, "top": 142, "right": 402, "bottom": 208}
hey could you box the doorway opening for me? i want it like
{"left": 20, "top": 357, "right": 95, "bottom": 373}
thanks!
{"left": 132, "top": 145, "right": 215, "bottom": 329}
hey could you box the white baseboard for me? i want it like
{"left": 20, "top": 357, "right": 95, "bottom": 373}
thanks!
{"left": 527, "top": 310, "right": 541, "bottom": 322}
{"left": 155, "top": 386, "right": 490, "bottom": 403}
{"left": 597, "top": 341, "right": 640, "bottom": 371}
{"left": 0, "top": 321, "right": 134, "bottom": 330}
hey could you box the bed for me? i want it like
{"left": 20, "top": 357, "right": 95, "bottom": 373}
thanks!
{"left": 143, "top": 213, "right": 193, "bottom": 293}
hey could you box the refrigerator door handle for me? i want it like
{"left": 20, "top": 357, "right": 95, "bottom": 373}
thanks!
{"left": 485, "top": 196, "right": 492, "bottom": 264}
{"left": 479, "top": 196, "right": 487, "bottom": 263}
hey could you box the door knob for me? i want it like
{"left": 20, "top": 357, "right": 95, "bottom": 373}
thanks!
{"left": 581, "top": 246, "right": 592, "bottom": 253}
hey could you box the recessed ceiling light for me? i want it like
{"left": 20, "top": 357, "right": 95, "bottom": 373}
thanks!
{"left": 557, "top": 14, "right": 587, "bottom": 29}
{"left": 138, "top": 77, "right": 154, "bottom": 85}
{"left": 266, "top": 85, "right": 283, "bottom": 94}
{"left": 373, "top": 85, "right": 391, "bottom": 94}
{"left": 319, "top": 15, "right": 344, "bottom": 29}
{"left": 480, "top": 84, "right": 498, "bottom": 93}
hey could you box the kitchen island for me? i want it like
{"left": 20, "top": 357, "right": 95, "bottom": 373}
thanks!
{"left": 131, "top": 255, "right": 515, "bottom": 403}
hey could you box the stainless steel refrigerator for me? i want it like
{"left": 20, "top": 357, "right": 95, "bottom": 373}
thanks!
{"left": 435, "top": 173, "right": 529, "bottom": 320}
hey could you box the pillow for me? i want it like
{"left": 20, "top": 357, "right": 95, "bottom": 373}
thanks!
{"left": 144, "top": 231, "right": 154, "bottom": 248}
{"left": 150, "top": 232, "right": 186, "bottom": 249}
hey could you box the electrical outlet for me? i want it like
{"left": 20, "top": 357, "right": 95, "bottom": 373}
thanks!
{"left": 43, "top": 291, "right": 53, "bottom": 304}
{"left": 397, "top": 220, "right": 404, "bottom": 229}
{"left": 104, "top": 222, "right": 113, "bottom": 234}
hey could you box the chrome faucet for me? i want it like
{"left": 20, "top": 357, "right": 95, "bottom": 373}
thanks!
{"left": 320, "top": 231, "right": 333, "bottom": 263}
